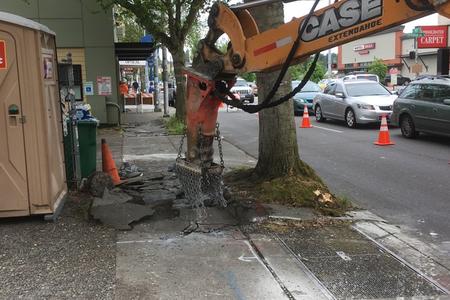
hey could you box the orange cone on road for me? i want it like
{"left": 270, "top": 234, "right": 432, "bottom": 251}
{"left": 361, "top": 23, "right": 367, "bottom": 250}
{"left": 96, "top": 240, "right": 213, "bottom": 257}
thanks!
{"left": 374, "top": 115, "right": 394, "bottom": 146}
{"left": 101, "top": 139, "right": 121, "bottom": 185}
{"left": 300, "top": 106, "right": 312, "bottom": 128}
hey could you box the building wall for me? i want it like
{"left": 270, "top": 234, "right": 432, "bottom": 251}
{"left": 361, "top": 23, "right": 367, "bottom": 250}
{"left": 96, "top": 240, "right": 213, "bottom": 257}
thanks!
{"left": 340, "top": 32, "right": 397, "bottom": 65}
{"left": 0, "top": 0, "right": 118, "bottom": 124}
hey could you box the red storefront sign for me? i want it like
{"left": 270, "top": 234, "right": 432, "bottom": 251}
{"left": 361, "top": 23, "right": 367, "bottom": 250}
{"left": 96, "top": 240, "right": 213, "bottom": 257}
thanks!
{"left": 418, "top": 26, "right": 448, "bottom": 48}
{"left": 0, "top": 40, "right": 7, "bottom": 69}
{"left": 353, "top": 43, "right": 376, "bottom": 52}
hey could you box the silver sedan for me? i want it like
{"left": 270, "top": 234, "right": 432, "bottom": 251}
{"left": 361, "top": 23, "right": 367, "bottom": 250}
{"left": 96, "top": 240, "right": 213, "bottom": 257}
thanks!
{"left": 312, "top": 80, "right": 397, "bottom": 128}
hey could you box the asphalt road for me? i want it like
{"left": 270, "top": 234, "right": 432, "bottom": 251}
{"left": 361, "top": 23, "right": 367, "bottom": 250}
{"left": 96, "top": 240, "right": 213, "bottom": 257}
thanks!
{"left": 218, "top": 109, "right": 450, "bottom": 245}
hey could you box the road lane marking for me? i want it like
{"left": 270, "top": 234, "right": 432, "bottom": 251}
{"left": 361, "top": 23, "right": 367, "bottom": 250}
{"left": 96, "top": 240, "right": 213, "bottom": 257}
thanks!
{"left": 311, "top": 125, "right": 343, "bottom": 133}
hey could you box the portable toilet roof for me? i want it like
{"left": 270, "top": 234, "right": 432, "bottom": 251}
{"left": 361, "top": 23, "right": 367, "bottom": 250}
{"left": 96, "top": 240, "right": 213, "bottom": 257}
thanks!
{"left": 0, "top": 11, "right": 55, "bottom": 35}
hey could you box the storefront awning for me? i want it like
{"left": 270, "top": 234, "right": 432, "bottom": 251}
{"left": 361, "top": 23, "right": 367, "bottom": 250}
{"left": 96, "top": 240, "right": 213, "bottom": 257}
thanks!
{"left": 115, "top": 42, "right": 156, "bottom": 61}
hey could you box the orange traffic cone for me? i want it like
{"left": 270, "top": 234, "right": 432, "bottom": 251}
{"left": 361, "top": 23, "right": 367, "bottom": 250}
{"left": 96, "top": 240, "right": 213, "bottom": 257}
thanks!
{"left": 101, "top": 139, "right": 121, "bottom": 185}
{"left": 300, "top": 106, "right": 312, "bottom": 128}
{"left": 374, "top": 115, "right": 394, "bottom": 146}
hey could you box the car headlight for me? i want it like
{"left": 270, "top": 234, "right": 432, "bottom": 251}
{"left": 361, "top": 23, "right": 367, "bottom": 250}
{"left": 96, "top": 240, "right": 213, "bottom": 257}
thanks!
{"left": 357, "top": 104, "right": 375, "bottom": 110}
{"left": 295, "top": 98, "right": 306, "bottom": 103}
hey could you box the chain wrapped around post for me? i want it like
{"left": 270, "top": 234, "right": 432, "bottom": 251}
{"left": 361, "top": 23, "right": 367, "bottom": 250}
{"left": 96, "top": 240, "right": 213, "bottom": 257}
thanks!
{"left": 175, "top": 123, "right": 226, "bottom": 218}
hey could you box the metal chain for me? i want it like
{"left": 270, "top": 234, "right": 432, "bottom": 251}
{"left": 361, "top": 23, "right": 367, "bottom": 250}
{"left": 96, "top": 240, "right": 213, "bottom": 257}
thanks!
{"left": 177, "top": 131, "right": 186, "bottom": 160}
{"left": 215, "top": 123, "right": 225, "bottom": 169}
{"left": 175, "top": 123, "right": 227, "bottom": 220}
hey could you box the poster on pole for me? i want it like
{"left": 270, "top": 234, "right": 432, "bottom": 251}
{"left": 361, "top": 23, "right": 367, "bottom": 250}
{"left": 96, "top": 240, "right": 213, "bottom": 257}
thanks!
{"left": 97, "top": 76, "right": 112, "bottom": 96}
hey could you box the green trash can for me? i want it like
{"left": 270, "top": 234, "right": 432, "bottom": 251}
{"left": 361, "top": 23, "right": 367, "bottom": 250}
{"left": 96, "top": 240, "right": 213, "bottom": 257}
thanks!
{"left": 77, "top": 120, "right": 98, "bottom": 178}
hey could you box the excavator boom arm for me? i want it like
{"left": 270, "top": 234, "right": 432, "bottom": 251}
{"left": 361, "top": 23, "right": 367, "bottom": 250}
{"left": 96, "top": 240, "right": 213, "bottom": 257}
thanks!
{"left": 198, "top": 0, "right": 450, "bottom": 77}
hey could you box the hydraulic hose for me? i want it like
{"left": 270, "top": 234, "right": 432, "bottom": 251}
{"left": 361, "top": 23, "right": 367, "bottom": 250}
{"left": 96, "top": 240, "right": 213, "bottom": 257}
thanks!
{"left": 213, "top": 0, "right": 321, "bottom": 113}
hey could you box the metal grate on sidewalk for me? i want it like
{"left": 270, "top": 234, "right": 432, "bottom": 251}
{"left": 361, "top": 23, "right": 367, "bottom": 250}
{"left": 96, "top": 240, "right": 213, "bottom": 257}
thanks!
{"left": 266, "top": 224, "right": 445, "bottom": 299}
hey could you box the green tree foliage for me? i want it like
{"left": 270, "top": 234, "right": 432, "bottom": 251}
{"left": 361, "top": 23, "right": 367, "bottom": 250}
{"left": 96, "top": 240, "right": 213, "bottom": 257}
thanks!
{"left": 289, "top": 59, "right": 326, "bottom": 83}
{"left": 186, "top": 20, "right": 204, "bottom": 62}
{"left": 368, "top": 58, "right": 388, "bottom": 81}
{"left": 241, "top": 73, "right": 256, "bottom": 82}
{"left": 114, "top": 6, "right": 145, "bottom": 42}
{"left": 100, "top": 0, "right": 212, "bottom": 120}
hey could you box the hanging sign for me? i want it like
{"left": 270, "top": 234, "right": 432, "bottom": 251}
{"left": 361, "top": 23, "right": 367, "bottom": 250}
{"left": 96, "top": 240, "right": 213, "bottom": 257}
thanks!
{"left": 0, "top": 40, "right": 7, "bottom": 69}
{"left": 418, "top": 26, "right": 448, "bottom": 48}
{"left": 97, "top": 76, "right": 112, "bottom": 96}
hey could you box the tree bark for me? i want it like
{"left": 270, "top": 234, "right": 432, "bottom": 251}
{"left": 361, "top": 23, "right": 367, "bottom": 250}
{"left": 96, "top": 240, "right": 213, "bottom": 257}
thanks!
{"left": 249, "top": 2, "right": 316, "bottom": 179}
{"left": 172, "top": 49, "right": 186, "bottom": 120}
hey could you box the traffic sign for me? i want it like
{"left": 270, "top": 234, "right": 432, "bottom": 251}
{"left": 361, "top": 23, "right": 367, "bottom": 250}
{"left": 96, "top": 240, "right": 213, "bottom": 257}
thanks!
{"left": 411, "top": 27, "right": 425, "bottom": 37}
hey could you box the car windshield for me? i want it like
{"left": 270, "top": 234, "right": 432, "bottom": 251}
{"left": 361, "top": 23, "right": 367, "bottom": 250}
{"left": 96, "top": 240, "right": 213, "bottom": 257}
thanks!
{"left": 292, "top": 81, "right": 321, "bottom": 92}
{"left": 356, "top": 75, "right": 378, "bottom": 81}
{"left": 235, "top": 80, "right": 248, "bottom": 86}
{"left": 345, "top": 83, "right": 391, "bottom": 97}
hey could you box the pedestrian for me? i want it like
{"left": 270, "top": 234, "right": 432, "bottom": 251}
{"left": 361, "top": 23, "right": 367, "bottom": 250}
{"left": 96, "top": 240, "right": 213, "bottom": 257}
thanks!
{"left": 119, "top": 80, "right": 129, "bottom": 95}
{"left": 132, "top": 80, "right": 139, "bottom": 93}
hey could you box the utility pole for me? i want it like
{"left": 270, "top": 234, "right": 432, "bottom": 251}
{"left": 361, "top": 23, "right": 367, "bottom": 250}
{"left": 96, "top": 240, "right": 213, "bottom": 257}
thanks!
{"left": 154, "top": 48, "right": 161, "bottom": 112}
{"left": 327, "top": 0, "right": 332, "bottom": 77}
{"left": 162, "top": 47, "right": 170, "bottom": 117}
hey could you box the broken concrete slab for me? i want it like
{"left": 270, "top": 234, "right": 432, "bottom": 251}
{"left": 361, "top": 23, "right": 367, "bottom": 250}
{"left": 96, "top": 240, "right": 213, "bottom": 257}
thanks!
{"left": 146, "top": 172, "right": 165, "bottom": 181}
{"left": 91, "top": 203, "right": 154, "bottom": 230}
{"left": 143, "top": 190, "right": 177, "bottom": 206}
{"left": 92, "top": 188, "right": 133, "bottom": 208}
{"left": 87, "top": 172, "right": 114, "bottom": 197}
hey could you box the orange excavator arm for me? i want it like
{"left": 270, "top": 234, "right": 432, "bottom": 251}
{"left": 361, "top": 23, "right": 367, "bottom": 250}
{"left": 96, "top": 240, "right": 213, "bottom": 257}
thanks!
{"left": 183, "top": 0, "right": 450, "bottom": 166}
{"left": 196, "top": 0, "right": 450, "bottom": 78}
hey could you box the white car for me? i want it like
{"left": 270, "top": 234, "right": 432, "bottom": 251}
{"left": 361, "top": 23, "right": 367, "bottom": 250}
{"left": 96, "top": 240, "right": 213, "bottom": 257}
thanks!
{"left": 313, "top": 79, "right": 397, "bottom": 128}
{"left": 230, "top": 78, "right": 255, "bottom": 103}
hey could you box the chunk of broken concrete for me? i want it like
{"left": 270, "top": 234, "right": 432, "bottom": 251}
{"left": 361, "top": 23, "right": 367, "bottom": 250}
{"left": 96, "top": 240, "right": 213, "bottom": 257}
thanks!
{"left": 91, "top": 203, "right": 154, "bottom": 230}
{"left": 92, "top": 188, "right": 132, "bottom": 208}
{"left": 143, "top": 190, "right": 177, "bottom": 206}
{"left": 87, "top": 171, "right": 114, "bottom": 197}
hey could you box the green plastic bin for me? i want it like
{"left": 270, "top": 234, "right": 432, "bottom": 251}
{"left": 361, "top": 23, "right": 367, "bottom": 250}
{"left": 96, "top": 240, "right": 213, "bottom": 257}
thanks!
{"left": 77, "top": 120, "right": 98, "bottom": 178}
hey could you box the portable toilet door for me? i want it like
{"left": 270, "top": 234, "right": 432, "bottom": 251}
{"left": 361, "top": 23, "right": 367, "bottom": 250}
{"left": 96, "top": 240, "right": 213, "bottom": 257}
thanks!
{"left": 0, "top": 19, "right": 29, "bottom": 216}
{"left": 0, "top": 12, "right": 67, "bottom": 218}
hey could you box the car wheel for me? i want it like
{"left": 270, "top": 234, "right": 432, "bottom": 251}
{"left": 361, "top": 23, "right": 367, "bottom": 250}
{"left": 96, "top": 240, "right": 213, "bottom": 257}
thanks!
{"left": 400, "top": 114, "right": 417, "bottom": 138}
{"left": 345, "top": 108, "right": 357, "bottom": 128}
{"left": 315, "top": 105, "right": 326, "bottom": 122}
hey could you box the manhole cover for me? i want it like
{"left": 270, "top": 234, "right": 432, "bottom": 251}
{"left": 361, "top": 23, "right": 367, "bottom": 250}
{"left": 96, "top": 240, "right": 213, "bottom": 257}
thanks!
{"left": 262, "top": 223, "right": 445, "bottom": 299}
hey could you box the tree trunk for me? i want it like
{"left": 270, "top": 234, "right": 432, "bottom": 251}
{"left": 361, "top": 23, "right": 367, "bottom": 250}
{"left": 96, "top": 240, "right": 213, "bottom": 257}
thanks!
{"left": 249, "top": 2, "right": 316, "bottom": 179}
{"left": 172, "top": 50, "right": 186, "bottom": 120}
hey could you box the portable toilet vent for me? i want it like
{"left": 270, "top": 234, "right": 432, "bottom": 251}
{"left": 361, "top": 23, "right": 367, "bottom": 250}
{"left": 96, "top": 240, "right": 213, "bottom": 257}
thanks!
{"left": 0, "top": 12, "right": 67, "bottom": 219}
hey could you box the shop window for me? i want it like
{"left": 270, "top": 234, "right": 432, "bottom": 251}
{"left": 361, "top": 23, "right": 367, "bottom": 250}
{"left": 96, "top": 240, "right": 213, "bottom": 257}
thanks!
{"left": 58, "top": 64, "right": 83, "bottom": 101}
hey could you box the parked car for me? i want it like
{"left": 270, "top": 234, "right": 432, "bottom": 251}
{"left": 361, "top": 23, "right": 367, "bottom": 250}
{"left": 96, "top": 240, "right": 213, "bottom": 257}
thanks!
{"left": 230, "top": 77, "right": 254, "bottom": 103}
{"left": 343, "top": 73, "right": 379, "bottom": 82}
{"left": 391, "top": 77, "right": 450, "bottom": 138}
{"left": 384, "top": 74, "right": 411, "bottom": 86}
{"left": 313, "top": 79, "right": 397, "bottom": 128}
{"left": 247, "top": 81, "right": 258, "bottom": 96}
{"left": 318, "top": 78, "right": 334, "bottom": 90}
{"left": 292, "top": 80, "right": 321, "bottom": 115}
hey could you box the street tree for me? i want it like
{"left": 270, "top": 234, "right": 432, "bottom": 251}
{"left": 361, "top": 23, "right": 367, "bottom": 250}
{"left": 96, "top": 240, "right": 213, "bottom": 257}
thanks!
{"left": 290, "top": 60, "right": 326, "bottom": 83}
{"left": 100, "top": 0, "right": 209, "bottom": 120}
{"left": 247, "top": 2, "right": 318, "bottom": 180}
{"left": 368, "top": 58, "right": 388, "bottom": 81}
{"left": 114, "top": 6, "right": 145, "bottom": 42}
